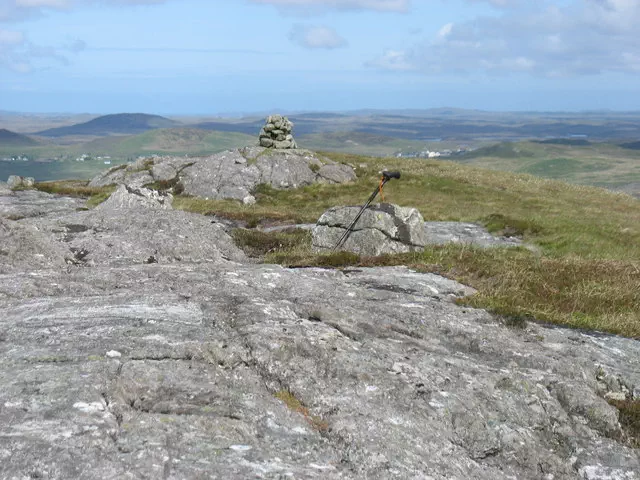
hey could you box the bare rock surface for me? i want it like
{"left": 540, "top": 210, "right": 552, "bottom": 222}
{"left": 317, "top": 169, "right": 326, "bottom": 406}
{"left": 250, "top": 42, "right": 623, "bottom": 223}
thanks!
{"left": 1, "top": 188, "right": 639, "bottom": 479}
{"left": 97, "top": 184, "right": 173, "bottom": 210}
{"left": 88, "top": 147, "right": 356, "bottom": 201}
{"left": 423, "top": 222, "right": 522, "bottom": 247}
{"left": 0, "top": 189, "right": 85, "bottom": 219}
{"left": 0, "top": 181, "right": 11, "bottom": 195}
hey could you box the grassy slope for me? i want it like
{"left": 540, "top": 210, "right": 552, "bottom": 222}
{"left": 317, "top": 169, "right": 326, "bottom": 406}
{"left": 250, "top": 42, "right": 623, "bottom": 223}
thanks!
{"left": 175, "top": 152, "right": 640, "bottom": 338}
{"left": 460, "top": 141, "right": 640, "bottom": 189}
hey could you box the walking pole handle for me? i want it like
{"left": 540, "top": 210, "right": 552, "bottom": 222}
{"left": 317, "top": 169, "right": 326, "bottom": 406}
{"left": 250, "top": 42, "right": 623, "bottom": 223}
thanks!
{"left": 382, "top": 171, "right": 401, "bottom": 180}
{"left": 332, "top": 171, "right": 401, "bottom": 251}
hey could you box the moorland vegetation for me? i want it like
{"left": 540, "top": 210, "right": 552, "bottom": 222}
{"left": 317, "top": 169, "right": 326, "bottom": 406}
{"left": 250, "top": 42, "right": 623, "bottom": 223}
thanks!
{"left": 34, "top": 151, "right": 640, "bottom": 339}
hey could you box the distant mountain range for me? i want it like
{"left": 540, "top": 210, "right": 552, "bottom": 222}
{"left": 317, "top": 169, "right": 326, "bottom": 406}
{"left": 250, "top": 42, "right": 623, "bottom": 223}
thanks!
{"left": 35, "top": 113, "right": 181, "bottom": 137}
{"left": 20, "top": 110, "right": 640, "bottom": 142}
{"left": 0, "top": 129, "right": 40, "bottom": 147}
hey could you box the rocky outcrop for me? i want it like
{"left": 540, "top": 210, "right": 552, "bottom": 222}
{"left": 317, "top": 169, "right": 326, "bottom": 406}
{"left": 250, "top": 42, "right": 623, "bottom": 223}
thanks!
{"left": 313, "top": 203, "right": 429, "bottom": 255}
{"left": 423, "top": 221, "right": 523, "bottom": 247}
{"left": 259, "top": 114, "right": 297, "bottom": 149}
{"left": 88, "top": 147, "right": 356, "bottom": 202}
{"left": 0, "top": 188, "right": 85, "bottom": 219}
{"left": 313, "top": 207, "right": 525, "bottom": 254}
{"left": 7, "top": 175, "right": 35, "bottom": 189}
{"left": 1, "top": 188, "right": 640, "bottom": 479}
{"left": 0, "top": 181, "right": 11, "bottom": 195}
{"left": 97, "top": 184, "right": 173, "bottom": 210}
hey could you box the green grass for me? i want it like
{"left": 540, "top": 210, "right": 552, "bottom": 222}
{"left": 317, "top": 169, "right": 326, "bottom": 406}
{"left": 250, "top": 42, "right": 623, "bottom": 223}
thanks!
{"left": 459, "top": 141, "right": 640, "bottom": 189}
{"left": 608, "top": 399, "right": 640, "bottom": 448}
{"left": 33, "top": 180, "right": 116, "bottom": 208}
{"left": 184, "top": 151, "right": 640, "bottom": 339}
{"left": 523, "top": 158, "right": 610, "bottom": 178}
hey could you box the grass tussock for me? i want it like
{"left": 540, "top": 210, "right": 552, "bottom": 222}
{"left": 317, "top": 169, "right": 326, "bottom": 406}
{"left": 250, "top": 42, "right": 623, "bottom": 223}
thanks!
{"left": 274, "top": 390, "right": 329, "bottom": 433}
{"left": 231, "top": 228, "right": 312, "bottom": 257}
{"left": 608, "top": 399, "right": 640, "bottom": 448}
{"left": 34, "top": 180, "right": 116, "bottom": 208}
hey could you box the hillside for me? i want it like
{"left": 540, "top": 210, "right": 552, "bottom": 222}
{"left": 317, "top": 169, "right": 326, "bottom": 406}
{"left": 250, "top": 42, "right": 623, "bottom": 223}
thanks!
{"left": 458, "top": 140, "right": 640, "bottom": 195}
{"left": 36, "top": 113, "right": 181, "bottom": 137}
{"left": 0, "top": 128, "right": 40, "bottom": 147}
{"left": 2, "top": 150, "right": 639, "bottom": 478}
{"left": 80, "top": 127, "right": 255, "bottom": 156}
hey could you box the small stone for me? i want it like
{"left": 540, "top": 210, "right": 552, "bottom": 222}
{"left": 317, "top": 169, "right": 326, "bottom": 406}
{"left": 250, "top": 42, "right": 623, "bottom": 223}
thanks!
{"left": 106, "top": 350, "right": 122, "bottom": 358}
{"left": 229, "top": 445, "right": 252, "bottom": 451}
{"left": 242, "top": 195, "right": 256, "bottom": 205}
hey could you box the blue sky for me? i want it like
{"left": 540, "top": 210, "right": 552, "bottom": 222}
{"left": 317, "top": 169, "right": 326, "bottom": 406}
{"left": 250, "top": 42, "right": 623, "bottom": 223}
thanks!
{"left": 1, "top": 0, "right": 639, "bottom": 114}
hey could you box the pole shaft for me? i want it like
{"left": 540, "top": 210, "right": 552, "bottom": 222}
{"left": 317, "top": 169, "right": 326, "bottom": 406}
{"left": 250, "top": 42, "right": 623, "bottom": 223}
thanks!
{"left": 333, "top": 178, "right": 389, "bottom": 251}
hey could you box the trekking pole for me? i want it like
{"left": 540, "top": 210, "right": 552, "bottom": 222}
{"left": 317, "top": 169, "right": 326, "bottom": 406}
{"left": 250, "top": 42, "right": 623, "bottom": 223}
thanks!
{"left": 333, "top": 171, "right": 401, "bottom": 251}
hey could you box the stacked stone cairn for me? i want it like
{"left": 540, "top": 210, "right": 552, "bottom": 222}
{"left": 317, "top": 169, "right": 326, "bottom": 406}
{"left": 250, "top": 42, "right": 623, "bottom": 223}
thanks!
{"left": 258, "top": 114, "right": 297, "bottom": 149}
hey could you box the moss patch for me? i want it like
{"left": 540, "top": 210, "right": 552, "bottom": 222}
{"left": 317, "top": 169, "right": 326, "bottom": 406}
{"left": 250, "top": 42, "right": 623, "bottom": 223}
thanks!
{"left": 274, "top": 390, "right": 329, "bottom": 433}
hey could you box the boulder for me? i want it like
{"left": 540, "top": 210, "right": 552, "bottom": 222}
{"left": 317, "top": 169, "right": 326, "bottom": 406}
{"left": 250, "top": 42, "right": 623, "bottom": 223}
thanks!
{"left": 7, "top": 175, "right": 35, "bottom": 190}
{"left": 95, "top": 185, "right": 173, "bottom": 210}
{"left": 312, "top": 203, "right": 428, "bottom": 255}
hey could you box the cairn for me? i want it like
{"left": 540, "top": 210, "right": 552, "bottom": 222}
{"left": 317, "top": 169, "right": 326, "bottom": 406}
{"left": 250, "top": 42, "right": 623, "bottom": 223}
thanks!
{"left": 258, "top": 114, "right": 297, "bottom": 149}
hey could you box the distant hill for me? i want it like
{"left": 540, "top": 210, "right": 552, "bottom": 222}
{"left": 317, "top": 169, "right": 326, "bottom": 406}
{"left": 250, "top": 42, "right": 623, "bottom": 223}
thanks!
{"left": 534, "top": 138, "right": 591, "bottom": 146}
{"left": 36, "top": 113, "right": 181, "bottom": 137}
{"left": 620, "top": 140, "right": 640, "bottom": 150}
{"left": 187, "top": 120, "right": 262, "bottom": 135}
{"left": 462, "top": 142, "right": 537, "bottom": 159}
{"left": 77, "top": 127, "right": 255, "bottom": 157}
{"left": 0, "top": 128, "right": 40, "bottom": 147}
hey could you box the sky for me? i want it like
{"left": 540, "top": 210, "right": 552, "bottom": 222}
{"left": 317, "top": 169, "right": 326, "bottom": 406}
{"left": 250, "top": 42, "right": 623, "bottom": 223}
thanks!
{"left": 1, "top": 0, "right": 639, "bottom": 115}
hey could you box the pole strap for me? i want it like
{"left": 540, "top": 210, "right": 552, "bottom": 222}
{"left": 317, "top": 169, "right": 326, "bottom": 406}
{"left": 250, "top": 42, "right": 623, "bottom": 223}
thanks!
{"left": 378, "top": 176, "right": 385, "bottom": 202}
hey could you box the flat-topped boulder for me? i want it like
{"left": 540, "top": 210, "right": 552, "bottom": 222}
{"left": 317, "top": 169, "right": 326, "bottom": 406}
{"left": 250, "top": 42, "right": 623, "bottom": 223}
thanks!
{"left": 313, "top": 203, "right": 429, "bottom": 255}
{"left": 88, "top": 147, "right": 356, "bottom": 202}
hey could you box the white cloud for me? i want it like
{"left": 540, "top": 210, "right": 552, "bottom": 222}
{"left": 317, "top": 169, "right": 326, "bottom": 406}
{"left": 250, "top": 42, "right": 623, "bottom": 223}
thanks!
{"left": 437, "top": 22, "right": 452, "bottom": 39}
{"left": 0, "top": 29, "right": 24, "bottom": 45}
{"left": 0, "top": 0, "right": 168, "bottom": 21}
{"left": 16, "top": 0, "right": 69, "bottom": 7}
{"left": 370, "top": 0, "right": 640, "bottom": 77}
{"left": 0, "top": 26, "right": 86, "bottom": 73}
{"left": 249, "top": 0, "right": 409, "bottom": 13}
{"left": 366, "top": 49, "right": 414, "bottom": 71}
{"left": 0, "top": 0, "right": 163, "bottom": 72}
{"left": 289, "top": 24, "right": 347, "bottom": 49}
